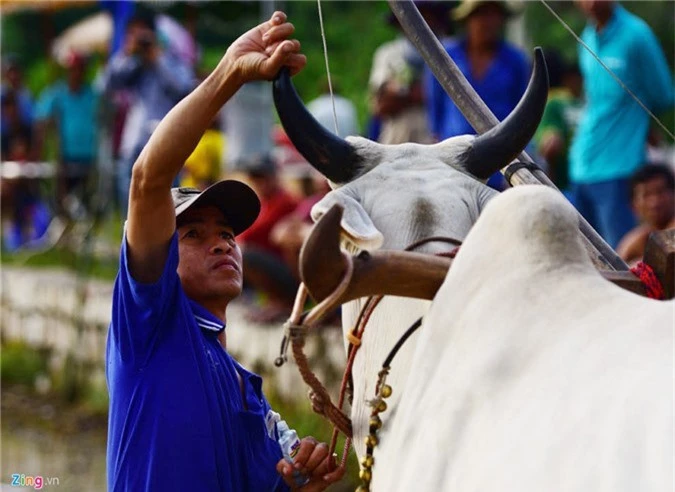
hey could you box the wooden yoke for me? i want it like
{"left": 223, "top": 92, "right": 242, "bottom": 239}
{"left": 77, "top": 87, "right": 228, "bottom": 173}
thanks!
{"left": 643, "top": 229, "right": 675, "bottom": 298}
{"left": 300, "top": 205, "right": 675, "bottom": 305}
{"left": 299, "top": 205, "right": 451, "bottom": 304}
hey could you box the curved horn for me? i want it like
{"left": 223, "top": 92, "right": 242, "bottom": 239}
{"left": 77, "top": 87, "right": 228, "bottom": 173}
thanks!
{"left": 463, "top": 48, "right": 549, "bottom": 179}
{"left": 272, "top": 68, "right": 362, "bottom": 183}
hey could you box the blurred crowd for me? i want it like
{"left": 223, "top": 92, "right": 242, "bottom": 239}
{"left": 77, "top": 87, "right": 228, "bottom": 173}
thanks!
{"left": 1, "top": 0, "right": 673, "bottom": 320}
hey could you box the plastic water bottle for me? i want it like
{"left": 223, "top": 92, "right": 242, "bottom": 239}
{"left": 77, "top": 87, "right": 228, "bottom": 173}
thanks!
{"left": 277, "top": 420, "right": 310, "bottom": 487}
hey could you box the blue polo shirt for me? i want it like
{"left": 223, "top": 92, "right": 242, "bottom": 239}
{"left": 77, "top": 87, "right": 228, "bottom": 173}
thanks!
{"left": 106, "top": 233, "right": 288, "bottom": 491}
{"left": 569, "top": 5, "right": 674, "bottom": 184}
{"left": 424, "top": 38, "right": 530, "bottom": 139}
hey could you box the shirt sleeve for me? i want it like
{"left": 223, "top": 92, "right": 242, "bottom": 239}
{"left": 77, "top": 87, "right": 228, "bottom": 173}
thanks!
{"left": 514, "top": 48, "right": 531, "bottom": 103}
{"left": 104, "top": 52, "right": 143, "bottom": 91}
{"left": 34, "top": 87, "right": 57, "bottom": 122}
{"left": 424, "top": 65, "right": 445, "bottom": 140}
{"left": 155, "top": 53, "right": 195, "bottom": 101}
{"left": 109, "top": 231, "right": 180, "bottom": 365}
{"left": 636, "top": 26, "right": 674, "bottom": 114}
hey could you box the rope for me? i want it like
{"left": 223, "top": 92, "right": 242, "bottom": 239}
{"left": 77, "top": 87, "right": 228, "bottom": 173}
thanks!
{"left": 281, "top": 252, "right": 355, "bottom": 438}
{"left": 630, "top": 261, "right": 666, "bottom": 300}
{"left": 316, "top": 0, "right": 340, "bottom": 136}
{"left": 538, "top": 0, "right": 674, "bottom": 141}
{"left": 292, "top": 339, "right": 353, "bottom": 436}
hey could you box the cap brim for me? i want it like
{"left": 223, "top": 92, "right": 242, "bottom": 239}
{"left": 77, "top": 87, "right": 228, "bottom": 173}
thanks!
{"left": 174, "top": 180, "right": 261, "bottom": 236}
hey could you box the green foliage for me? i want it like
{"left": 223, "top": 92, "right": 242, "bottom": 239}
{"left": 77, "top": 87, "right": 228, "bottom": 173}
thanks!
{"left": 1, "top": 245, "right": 120, "bottom": 282}
{"left": 1, "top": 342, "right": 47, "bottom": 386}
{"left": 82, "top": 383, "right": 110, "bottom": 416}
{"left": 282, "top": 1, "right": 395, "bottom": 131}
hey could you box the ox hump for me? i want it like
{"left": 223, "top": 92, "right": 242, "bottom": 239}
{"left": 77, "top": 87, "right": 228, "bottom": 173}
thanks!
{"left": 460, "top": 185, "right": 589, "bottom": 271}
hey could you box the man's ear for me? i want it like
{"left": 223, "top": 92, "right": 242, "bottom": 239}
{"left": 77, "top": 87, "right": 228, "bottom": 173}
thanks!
{"left": 311, "top": 190, "right": 383, "bottom": 250}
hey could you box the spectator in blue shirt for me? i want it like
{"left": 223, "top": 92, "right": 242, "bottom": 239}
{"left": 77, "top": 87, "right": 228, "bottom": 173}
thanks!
{"left": 424, "top": 0, "right": 530, "bottom": 189}
{"left": 106, "top": 11, "right": 345, "bottom": 491}
{"left": 102, "top": 11, "right": 195, "bottom": 217}
{"left": 35, "top": 52, "right": 99, "bottom": 219}
{"left": 1, "top": 55, "right": 33, "bottom": 149}
{"left": 569, "top": 0, "right": 675, "bottom": 248}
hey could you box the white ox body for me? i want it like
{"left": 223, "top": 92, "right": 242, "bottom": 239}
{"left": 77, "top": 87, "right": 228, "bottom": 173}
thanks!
{"left": 372, "top": 186, "right": 673, "bottom": 491}
{"left": 311, "top": 136, "right": 497, "bottom": 459}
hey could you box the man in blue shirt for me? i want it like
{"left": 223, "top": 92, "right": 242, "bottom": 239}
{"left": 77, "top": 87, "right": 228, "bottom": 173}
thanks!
{"left": 106, "top": 12, "right": 345, "bottom": 491}
{"left": 569, "top": 0, "right": 674, "bottom": 248}
{"left": 35, "top": 53, "right": 99, "bottom": 218}
{"left": 424, "top": 0, "right": 530, "bottom": 189}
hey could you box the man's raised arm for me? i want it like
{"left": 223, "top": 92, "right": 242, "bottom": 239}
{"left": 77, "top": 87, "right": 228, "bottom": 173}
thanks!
{"left": 125, "top": 11, "right": 306, "bottom": 283}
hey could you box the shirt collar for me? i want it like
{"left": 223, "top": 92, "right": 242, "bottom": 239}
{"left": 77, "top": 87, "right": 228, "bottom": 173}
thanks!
{"left": 591, "top": 4, "right": 624, "bottom": 39}
{"left": 189, "top": 300, "right": 226, "bottom": 333}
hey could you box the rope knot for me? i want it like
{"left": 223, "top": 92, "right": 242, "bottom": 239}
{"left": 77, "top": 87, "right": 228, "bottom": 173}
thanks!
{"left": 631, "top": 261, "right": 666, "bottom": 300}
{"left": 309, "top": 389, "right": 327, "bottom": 415}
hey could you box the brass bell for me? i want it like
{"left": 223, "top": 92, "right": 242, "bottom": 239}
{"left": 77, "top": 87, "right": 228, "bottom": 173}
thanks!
{"left": 355, "top": 487, "right": 369, "bottom": 492}
{"left": 361, "top": 455, "right": 374, "bottom": 468}
{"left": 365, "top": 434, "right": 378, "bottom": 448}
{"left": 381, "top": 384, "right": 393, "bottom": 398}
{"left": 369, "top": 416, "right": 382, "bottom": 431}
{"left": 359, "top": 469, "right": 372, "bottom": 482}
{"left": 377, "top": 400, "right": 387, "bottom": 412}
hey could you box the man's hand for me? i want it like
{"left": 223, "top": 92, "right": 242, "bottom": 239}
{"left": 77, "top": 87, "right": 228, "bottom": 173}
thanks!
{"left": 223, "top": 11, "right": 307, "bottom": 86}
{"left": 276, "top": 437, "right": 346, "bottom": 491}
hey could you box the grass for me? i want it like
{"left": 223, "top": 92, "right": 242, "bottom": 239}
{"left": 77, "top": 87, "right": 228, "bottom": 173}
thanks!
{"left": 0, "top": 342, "right": 48, "bottom": 386}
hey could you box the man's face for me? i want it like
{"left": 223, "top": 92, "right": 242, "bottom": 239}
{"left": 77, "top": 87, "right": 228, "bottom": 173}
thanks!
{"left": 632, "top": 176, "right": 675, "bottom": 229}
{"left": 68, "top": 64, "right": 85, "bottom": 87}
{"left": 176, "top": 206, "right": 243, "bottom": 308}
{"left": 466, "top": 3, "right": 506, "bottom": 46}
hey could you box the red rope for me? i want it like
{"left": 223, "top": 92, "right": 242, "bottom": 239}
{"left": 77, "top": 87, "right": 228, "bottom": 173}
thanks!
{"left": 630, "top": 261, "right": 665, "bottom": 300}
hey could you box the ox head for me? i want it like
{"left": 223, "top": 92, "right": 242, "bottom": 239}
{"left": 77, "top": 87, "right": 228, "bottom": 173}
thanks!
{"left": 273, "top": 49, "right": 548, "bottom": 252}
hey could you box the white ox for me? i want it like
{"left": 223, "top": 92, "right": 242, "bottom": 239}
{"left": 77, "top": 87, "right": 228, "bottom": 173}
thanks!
{"left": 374, "top": 185, "right": 673, "bottom": 491}
{"left": 273, "top": 52, "right": 548, "bottom": 461}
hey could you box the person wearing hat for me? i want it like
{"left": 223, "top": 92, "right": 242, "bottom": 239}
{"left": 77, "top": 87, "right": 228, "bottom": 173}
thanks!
{"left": 34, "top": 52, "right": 99, "bottom": 220}
{"left": 424, "top": 0, "right": 529, "bottom": 189}
{"left": 106, "top": 11, "right": 344, "bottom": 491}
{"left": 368, "top": 1, "right": 452, "bottom": 145}
{"left": 1, "top": 54, "right": 33, "bottom": 147}
{"left": 238, "top": 153, "right": 300, "bottom": 323}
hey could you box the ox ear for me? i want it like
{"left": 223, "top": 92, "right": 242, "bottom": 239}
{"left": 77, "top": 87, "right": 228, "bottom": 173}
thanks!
{"left": 311, "top": 191, "right": 384, "bottom": 250}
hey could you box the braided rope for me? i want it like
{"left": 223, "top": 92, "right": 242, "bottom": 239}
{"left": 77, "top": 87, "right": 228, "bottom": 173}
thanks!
{"left": 631, "top": 261, "right": 666, "bottom": 300}
{"left": 284, "top": 252, "right": 355, "bottom": 438}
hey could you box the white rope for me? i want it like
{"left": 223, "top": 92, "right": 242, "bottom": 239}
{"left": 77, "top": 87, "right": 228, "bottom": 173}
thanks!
{"left": 539, "top": 0, "right": 674, "bottom": 141}
{"left": 316, "top": 0, "right": 340, "bottom": 136}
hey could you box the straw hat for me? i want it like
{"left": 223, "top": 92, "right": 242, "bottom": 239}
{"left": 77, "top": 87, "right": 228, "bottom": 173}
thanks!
{"left": 452, "top": 0, "right": 521, "bottom": 22}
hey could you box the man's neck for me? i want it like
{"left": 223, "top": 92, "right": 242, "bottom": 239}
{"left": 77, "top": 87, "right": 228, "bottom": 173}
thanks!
{"left": 593, "top": 5, "right": 615, "bottom": 32}
{"left": 466, "top": 37, "right": 498, "bottom": 57}
{"left": 68, "top": 81, "right": 83, "bottom": 93}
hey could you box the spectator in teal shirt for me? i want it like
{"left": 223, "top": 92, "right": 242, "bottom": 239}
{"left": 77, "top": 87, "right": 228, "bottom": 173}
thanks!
{"left": 569, "top": 0, "right": 674, "bottom": 248}
{"left": 36, "top": 52, "right": 99, "bottom": 218}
